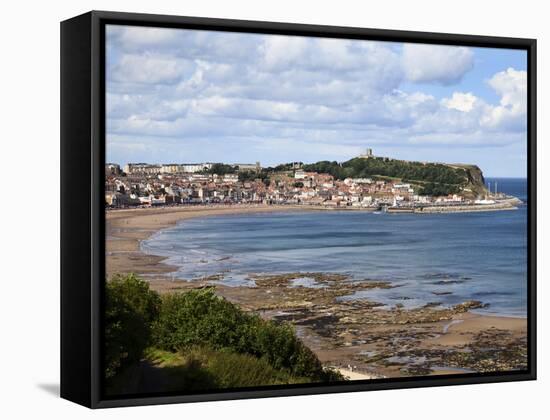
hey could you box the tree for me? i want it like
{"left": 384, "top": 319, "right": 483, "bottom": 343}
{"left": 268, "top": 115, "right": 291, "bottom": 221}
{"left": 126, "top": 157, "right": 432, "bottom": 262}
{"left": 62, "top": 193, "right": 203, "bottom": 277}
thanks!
{"left": 202, "top": 163, "right": 237, "bottom": 175}
{"left": 104, "top": 274, "right": 161, "bottom": 379}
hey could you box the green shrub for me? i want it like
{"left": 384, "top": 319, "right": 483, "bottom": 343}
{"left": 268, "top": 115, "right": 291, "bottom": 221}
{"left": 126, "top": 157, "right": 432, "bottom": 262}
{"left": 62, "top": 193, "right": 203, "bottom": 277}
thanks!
{"left": 104, "top": 274, "right": 161, "bottom": 379}
{"left": 418, "top": 182, "right": 461, "bottom": 196}
{"left": 152, "top": 287, "right": 250, "bottom": 351}
{"left": 245, "top": 318, "right": 323, "bottom": 378}
{"left": 152, "top": 288, "right": 342, "bottom": 381}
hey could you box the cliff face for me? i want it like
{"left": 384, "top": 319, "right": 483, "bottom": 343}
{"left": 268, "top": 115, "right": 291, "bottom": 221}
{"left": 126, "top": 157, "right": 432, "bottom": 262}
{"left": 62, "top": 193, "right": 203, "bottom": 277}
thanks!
{"left": 448, "top": 164, "right": 488, "bottom": 197}
{"left": 457, "top": 164, "right": 485, "bottom": 185}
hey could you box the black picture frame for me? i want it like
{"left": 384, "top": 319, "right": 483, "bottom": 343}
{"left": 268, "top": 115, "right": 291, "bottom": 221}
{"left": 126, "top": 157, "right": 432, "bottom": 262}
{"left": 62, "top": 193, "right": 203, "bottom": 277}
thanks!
{"left": 60, "top": 10, "right": 537, "bottom": 409}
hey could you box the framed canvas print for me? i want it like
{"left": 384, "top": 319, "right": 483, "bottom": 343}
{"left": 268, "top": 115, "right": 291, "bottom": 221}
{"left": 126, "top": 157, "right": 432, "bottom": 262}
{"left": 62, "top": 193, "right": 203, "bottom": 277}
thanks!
{"left": 60, "top": 11, "right": 536, "bottom": 408}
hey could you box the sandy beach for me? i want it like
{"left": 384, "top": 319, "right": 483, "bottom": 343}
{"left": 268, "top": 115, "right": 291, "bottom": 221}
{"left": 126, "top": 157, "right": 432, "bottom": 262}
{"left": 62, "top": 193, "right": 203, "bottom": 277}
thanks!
{"left": 336, "top": 368, "right": 376, "bottom": 380}
{"left": 106, "top": 204, "right": 318, "bottom": 279}
{"left": 106, "top": 204, "right": 527, "bottom": 379}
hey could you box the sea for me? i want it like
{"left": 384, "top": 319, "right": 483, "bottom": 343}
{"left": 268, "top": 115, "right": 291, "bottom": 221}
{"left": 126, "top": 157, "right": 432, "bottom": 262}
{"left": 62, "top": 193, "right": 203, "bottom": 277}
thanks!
{"left": 141, "top": 178, "right": 528, "bottom": 317}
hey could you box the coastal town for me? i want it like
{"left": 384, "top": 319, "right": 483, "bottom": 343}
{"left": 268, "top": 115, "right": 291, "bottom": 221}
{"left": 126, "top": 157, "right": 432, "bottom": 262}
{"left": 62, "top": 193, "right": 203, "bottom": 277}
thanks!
{"left": 105, "top": 150, "right": 519, "bottom": 213}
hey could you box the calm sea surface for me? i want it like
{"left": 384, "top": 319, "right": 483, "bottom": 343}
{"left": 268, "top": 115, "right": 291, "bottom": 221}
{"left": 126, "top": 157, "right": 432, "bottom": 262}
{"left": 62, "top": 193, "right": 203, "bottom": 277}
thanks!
{"left": 142, "top": 178, "right": 528, "bottom": 317}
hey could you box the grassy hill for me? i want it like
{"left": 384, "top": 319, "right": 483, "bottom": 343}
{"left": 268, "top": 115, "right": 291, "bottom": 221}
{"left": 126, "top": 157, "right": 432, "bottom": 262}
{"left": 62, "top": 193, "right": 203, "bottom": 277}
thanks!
{"left": 302, "top": 157, "right": 487, "bottom": 197}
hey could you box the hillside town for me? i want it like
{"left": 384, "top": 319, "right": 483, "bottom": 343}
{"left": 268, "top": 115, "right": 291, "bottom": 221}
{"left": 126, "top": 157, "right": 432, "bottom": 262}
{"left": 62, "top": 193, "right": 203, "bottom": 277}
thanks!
{"left": 105, "top": 154, "right": 514, "bottom": 212}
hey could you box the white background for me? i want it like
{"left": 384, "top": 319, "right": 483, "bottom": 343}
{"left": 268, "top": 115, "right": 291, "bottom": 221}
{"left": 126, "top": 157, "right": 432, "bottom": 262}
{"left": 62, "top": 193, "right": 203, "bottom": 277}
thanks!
{"left": 0, "top": 0, "right": 547, "bottom": 418}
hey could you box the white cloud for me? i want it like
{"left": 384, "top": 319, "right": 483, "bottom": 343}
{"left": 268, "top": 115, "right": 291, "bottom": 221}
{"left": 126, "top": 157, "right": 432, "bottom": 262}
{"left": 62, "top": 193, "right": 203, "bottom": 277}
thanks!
{"left": 408, "top": 130, "right": 523, "bottom": 147}
{"left": 110, "top": 54, "right": 195, "bottom": 85}
{"left": 480, "top": 68, "right": 527, "bottom": 130}
{"left": 402, "top": 44, "right": 474, "bottom": 85}
{"left": 442, "top": 92, "right": 478, "bottom": 112}
{"left": 106, "top": 27, "right": 526, "bottom": 173}
{"left": 259, "top": 36, "right": 402, "bottom": 77}
{"left": 431, "top": 69, "right": 526, "bottom": 138}
{"left": 260, "top": 36, "right": 309, "bottom": 71}
{"left": 116, "top": 26, "right": 180, "bottom": 48}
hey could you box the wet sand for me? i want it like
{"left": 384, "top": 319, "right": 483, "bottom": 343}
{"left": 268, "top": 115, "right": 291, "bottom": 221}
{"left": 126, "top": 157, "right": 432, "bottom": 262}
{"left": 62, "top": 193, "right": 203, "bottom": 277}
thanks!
{"left": 105, "top": 205, "right": 527, "bottom": 379}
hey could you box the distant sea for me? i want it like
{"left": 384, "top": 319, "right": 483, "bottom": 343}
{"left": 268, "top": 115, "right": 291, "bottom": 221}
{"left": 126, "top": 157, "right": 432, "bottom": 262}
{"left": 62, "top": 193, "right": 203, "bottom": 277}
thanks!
{"left": 141, "top": 178, "right": 528, "bottom": 317}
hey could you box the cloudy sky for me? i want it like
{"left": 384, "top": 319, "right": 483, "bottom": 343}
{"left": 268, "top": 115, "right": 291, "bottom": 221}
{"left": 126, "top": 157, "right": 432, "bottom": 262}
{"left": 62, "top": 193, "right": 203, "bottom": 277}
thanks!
{"left": 106, "top": 25, "right": 527, "bottom": 177}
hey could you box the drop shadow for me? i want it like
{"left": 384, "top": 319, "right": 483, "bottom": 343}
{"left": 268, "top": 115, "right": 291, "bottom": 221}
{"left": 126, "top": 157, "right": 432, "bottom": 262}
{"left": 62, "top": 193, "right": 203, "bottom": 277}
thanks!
{"left": 37, "top": 383, "right": 60, "bottom": 397}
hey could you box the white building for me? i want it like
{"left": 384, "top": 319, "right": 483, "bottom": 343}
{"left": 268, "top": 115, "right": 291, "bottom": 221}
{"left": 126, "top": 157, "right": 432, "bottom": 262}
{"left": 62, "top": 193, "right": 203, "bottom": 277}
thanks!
{"left": 236, "top": 162, "right": 261, "bottom": 172}
{"left": 105, "top": 163, "right": 121, "bottom": 175}
{"left": 295, "top": 170, "right": 306, "bottom": 179}
{"left": 392, "top": 183, "right": 414, "bottom": 193}
{"left": 180, "top": 163, "right": 213, "bottom": 173}
{"left": 124, "top": 163, "right": 162, "bottom": 175}
{"left": 474, "top": 199, "right": 496, "bottom": 205}
{"left": 160, "top": 164, "right": 182, "bottom": 174}
{"left": 223, "top": 174, "right": 239, "bottom": 183}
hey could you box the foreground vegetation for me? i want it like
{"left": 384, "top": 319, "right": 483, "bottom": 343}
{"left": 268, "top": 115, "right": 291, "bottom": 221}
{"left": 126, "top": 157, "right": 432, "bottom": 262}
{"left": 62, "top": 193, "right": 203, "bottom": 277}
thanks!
{"left": 104, "top": 274, "right": 161, "bottom": 379}
{"left": 105, "top": 274, "right": 344, "bottom": 394}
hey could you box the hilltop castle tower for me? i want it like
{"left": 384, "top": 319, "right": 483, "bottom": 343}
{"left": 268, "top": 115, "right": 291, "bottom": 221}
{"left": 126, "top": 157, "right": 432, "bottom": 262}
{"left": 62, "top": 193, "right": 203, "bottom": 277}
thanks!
{"left": 359, "top": 148, "right": 374, "bottom": 159}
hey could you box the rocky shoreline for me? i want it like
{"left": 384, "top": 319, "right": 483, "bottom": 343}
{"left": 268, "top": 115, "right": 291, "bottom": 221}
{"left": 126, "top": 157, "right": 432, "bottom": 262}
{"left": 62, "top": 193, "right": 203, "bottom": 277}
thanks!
{"left": 208, "top": 272, "right": 527, "bottom": 378}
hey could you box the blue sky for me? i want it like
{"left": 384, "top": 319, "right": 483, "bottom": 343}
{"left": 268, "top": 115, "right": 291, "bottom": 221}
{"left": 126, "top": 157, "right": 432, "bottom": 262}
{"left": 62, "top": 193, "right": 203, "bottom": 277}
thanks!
{"left": 106, "top": 25, "right": 527, "bottom": 177}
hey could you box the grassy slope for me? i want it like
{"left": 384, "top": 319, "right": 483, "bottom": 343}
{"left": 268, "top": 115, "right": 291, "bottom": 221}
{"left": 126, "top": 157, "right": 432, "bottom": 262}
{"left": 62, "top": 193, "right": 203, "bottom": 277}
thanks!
{"left": 146, "top": 347, "right": 313, "bottom": 388}
{"left": 107, "top": 347, "right": 313, "bottom": 395}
